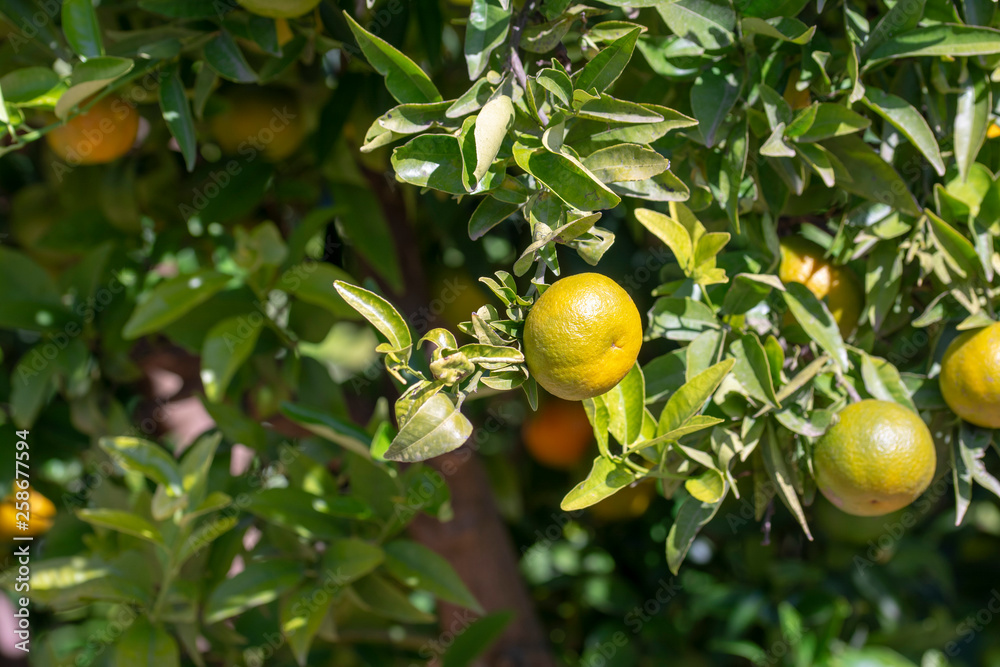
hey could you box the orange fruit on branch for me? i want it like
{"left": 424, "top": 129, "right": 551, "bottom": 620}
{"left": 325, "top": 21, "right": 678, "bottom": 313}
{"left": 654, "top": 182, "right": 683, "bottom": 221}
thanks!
{"left": 813, "top": 399, "right": 935, "bottom": 517}
{"left": 522, "top": 399, "right": 593, "bottom": 469}
{"left": 940, "top": 323, "right": 1000, "bottom": 429}
{"left": 523, "top": 273, "right": 642, "bottom": 401}
{"left": 46, "top": 96, "right": 139, "bottom": 165}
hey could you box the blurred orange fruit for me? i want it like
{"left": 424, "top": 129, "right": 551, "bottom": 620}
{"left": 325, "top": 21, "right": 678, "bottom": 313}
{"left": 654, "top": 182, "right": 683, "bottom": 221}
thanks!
{"left": 522, "top": 399, "right": 593, "bottom": 469}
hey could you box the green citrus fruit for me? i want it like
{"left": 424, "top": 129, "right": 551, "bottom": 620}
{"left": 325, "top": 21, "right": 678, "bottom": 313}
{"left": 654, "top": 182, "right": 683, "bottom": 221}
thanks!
{"left": 46, "top": 96, "right": 139, "bottom": 165}
{"left": 779, "top": 238, "right": 862, "bottom": 338}
{"left": 940, "top": 323, "right": 1000, "bottom": 429}
{"left": 237, "top": 0, "right": 321, "bottom": 18}
{"left": 813, "top": 399, "right": 935, "bottom": 517}
{"left": 523, "top": 273, "right": 642, "bottom": 401}
{"left": 209, "top": 87, "right": 306, "bottom": 162}
{"left": 522, "top": 399, "right": 593, "bottom": 469}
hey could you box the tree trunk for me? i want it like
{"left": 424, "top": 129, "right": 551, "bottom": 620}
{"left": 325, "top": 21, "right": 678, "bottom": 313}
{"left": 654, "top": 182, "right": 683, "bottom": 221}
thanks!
{"left": 410, "top": 450, "right": 556, "bottom": 667}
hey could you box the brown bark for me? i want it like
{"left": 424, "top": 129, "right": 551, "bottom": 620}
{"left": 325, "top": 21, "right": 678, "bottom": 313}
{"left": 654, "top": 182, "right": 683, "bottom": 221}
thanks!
{"left": 410, "top": 451, "right": 556, "bottom": 667}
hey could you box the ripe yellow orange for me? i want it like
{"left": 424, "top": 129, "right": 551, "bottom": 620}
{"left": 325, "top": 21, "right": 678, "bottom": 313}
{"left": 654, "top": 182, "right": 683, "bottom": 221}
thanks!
{"left": 940, "top": 323, "right": 1000, "bottom": 429}
{"left": 237, "top": 0, "right": 321, "bottom": 18}
{"left": 522, "top": 399, "right": 593, "bottom": 469}
{"left": 589, "top": 481, "right": 656, "bottom": 522}
{"left": 779, "top": 238, "right": 862, "bottom": 338}
{"left": 209, "top": 87, "right": 306, "bottom": 162}
{"left": 46, "top": 96, "right": 139, "bottom": 165}
{"left": 0, "top": 486, "right": 57, "bottom": 538}
{"left": 523, "top": 273, "right": 642, "bottom": 401}
{"left": 813, "top": 400, "right": 935, "bottom": 517}
{"left": 987, "top": 123, "right": 1000, "bottom": 140}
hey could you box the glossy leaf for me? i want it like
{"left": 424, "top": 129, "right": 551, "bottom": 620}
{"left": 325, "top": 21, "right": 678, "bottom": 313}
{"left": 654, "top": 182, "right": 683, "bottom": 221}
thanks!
{"left": 62, "top": 0, "right": 103, "bottom": 58}
{"left": 862, "top": 88, "right": 944, "bottom": 176}
{"left": 658, "top": 359, "right": 735, "bottom": 434}
{"left": 384, "top": 393, "right": 473, "bottom": 462}
{"left": 582, "top": 144, "right": 670, "bottom": 183}
{"left": 561, "top": 456, "right": 636, "bottom": 510}
{"left": 344, "top": 12, "right": 441, "bottom": 104}
{"left": 76, "top": 509, "right": 164, "bottom": 545}
{"left": 203, "top": 30, "right": 256, "bottom": 82}
{"left": 99, "top": 436, "right": 184, "bottom": 495}
{"left": 465, "top": 0, "right": 510, "bottom": 79}
{"left": 201, "top": 314, "right": 262, "bottom": 403}
{"left": 158, "top": 64, "right": 197, "bottom": 172}
{"left": 575, "top": 27, "right": 641, "bottom": 93}
{"left": 384, "top": 540, "right": 483, "bottom": 612}
{"left": 781, "top": 282, "right": 848, "bottom": 370}
{"left": 666, "top": 491, "right": 725, "bottom": 575}
{"left": 205, "top": 560, "right": 303, "bottom": 624}
{"left": 690, "top": 63, "right": 742, "bottom": 147}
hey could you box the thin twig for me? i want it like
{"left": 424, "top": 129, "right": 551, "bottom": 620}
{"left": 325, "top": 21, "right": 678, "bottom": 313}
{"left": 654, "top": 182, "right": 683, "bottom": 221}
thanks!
{"left": 507, "top": 0, "right": 548, "bottom": 126}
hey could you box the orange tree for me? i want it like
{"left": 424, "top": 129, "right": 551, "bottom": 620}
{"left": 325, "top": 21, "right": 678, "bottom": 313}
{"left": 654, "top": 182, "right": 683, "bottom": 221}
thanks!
{"left": 1, "top": 0, "right": 1000, "bottom": 665}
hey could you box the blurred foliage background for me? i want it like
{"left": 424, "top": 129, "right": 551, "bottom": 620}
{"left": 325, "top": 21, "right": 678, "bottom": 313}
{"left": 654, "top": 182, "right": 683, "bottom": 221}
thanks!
{"left": 0, "top": 0, "right": 999, "bottom": 666}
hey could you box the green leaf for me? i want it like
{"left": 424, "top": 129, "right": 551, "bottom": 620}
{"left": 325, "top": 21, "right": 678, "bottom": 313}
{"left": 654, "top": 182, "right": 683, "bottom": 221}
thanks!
{"left": 465, "top": 0, "right": 511, "bottom": 79}
{"left": 536, "top": 68, "right": 573, "bottom": 106}
{"left": 859, "top": 353, "right": 917, "bottom": 413}
{"left": 666, "top": 491, "right": 725, "bottom": 574}
{"left": 574, "top": 93, "right": 665, "bottom": 123}
{"left": 349, "top": 574, "right": 435, "bottom": 624}
{"left": 281, "top": 583, "right": 336, "bottom": 667}
{"left": 795, "top": 142, "right": 836, "bottom": 188}
{"left": 284, "top": 263, "right": 359, "bottom": 319}
{"left": 321, "top": 538, "right": 384, "bottom": 584}
{"left": 158, "top": 64, "right": 197, "bottom": 172}
{"left": 441, "top": 612, "right": 514, "bottom": 667}
{"left": 99, "top": 436, "right": 184, "bottom": 495}
{"left": 781, "top": 282, "right": 848, "bottom": 370}
{"left": 787, "top": 103, "right": 870, "bottom": 142}
{"left": 575, "top": 104, "right": 697, "bottom": 152}
{"left": 280, "top": 402, "right": 373, "bottom": 458}
{"left": 635, "top": 208, "right": 692, "bottom": 268}
{"left": 447, "top": 78, "right": 495, "bottom": 118}
{"left": 685, "top": 468, "right": 727, "bottom": 503}
{"left": 122, "top": 270, "right": 231, "bottom": 340}
{"left": 601, "top": 364, "right": 645, "bottom": 446}
{"left": 55, "top": 57, "right": 134, "bottom": 119}
{"left": 865, "top": 241, "right": 904, "bottom": 331}
{"left": 328, "top": 184, "right": 403, "bottom": 291}
{"left": 658, "top": 359, "right": 735, "bottom": 434}
{"left": 344, "top": 12, "right": 441, "bottom": 104}
{"left": 392, "top": 134, "right": 473, "bottom": 195}
{"left": 760, "top": 423, "right": 813, "bottom": 540}
{"left": 203, "top": 30, "right": 256, "bottom": 82}
{"left": 925, "top": 209, "right": 981, "bottom": 279}
{"left": 0, "top": 67, "right": 60, "bottom": 104}
{"left": 201, "top": 314, "right": 262, "bottom": 403}
{"left": 959, "top": 422, "right": 1000, "bottom": 506}
{"left": 205, "top": 560, "right": 303, "bottom": 624}
{"left": 384, "top": 393, "right": 473, "bottom": 462}
{"left": 954, "top": 66, "right": 990, "bottom": 184}
{"left": 560, "top": 456, "right": 636, "bottom": 510}
{"left": 582, "top": 144, "right": 670, "bottom": 183}
{"left": 247, "top": 488, "right": 371, "bottom": 539}
{"left": 646, "top": 297, "right": 720, "bottom": 341}
{"left": 720, "top": 273, "right": 784, "bottom": 315}
{"left": 113, "top": 619, "right": 179, "bottom": 667}
{"left": 862, "top": 88, "right": 944, "bottom": 176}
{"left": 384, "top": 540, "right": 483, "bottom": 612}
{"left": 575, "top": 27, "right": 641, "bottom": 93}
{"left": 690, "top": 63, "right": 742, "bottom": 147}
{"left": 657, "top": 0, "right": 735, "bottom": 52}
{"left": 860, "top": 0, "right": 925, "bottom": 57}
{"left": 76, "top": 509, "right": 164, "bottom": 545}
{"left": 867, "top": 24, "right": 1000, "bottom": 64}
{"left": 474, "top": 95, "right": 514, "bottom": 182}
{"left": 333, "top": 281, "right": 412, "bottom": 356}
{"left": 823, "top": 134, "right": 920, "bottom": 217}
{"left": 62, "top": 0, "right": 104, "bottom": 58}
{"left": 741, "top": 16, "right": 815, "bottom": 44}
{"left": 513, "top": 144, "right": 621, "bottom": 211}
{"left": 609, "top": 170, "right": 691, "bottom": 202}
{"left": 0, "top": 0, "right": 68, "bottom": 54}
{"left": 469, "top": 196, "right": 520, "bottom": 240}
{"left": 731, "top": 333, "right": 780, "bottom": 408}
{"left": 138, "top": 0, "right": 232, "bottom": 18}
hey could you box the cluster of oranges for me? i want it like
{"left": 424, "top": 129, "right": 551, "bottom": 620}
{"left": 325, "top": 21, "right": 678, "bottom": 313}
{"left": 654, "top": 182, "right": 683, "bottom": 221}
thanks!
{"left": 521, "top": 236, "right": 998, "bottom": 522}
